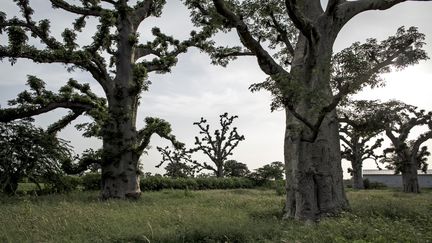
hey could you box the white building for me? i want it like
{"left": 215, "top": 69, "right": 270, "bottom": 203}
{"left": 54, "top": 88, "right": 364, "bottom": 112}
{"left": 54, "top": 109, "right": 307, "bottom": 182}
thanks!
{"left": 363, "top": 170, "right": 432, "bottom": 188}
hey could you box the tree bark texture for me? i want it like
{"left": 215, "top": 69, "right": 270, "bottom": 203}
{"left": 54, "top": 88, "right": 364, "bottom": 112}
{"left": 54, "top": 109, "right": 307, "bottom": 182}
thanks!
{"left": 100, "top": 14, "right": 141, "bottom": 199}
{"left": 284, "top": 110, "right": 348, "bottom": 220}
{"left": 351, "top": 158, "right": 364, "bottom": 189}
{"left": 283, "top": 32, "right": 348, "bottom": 220}
{"left": 402, "top": 158, "right": 420, "bottom": 193}
{"left": 216, "top": 164, "right": 224, "bottom": 178}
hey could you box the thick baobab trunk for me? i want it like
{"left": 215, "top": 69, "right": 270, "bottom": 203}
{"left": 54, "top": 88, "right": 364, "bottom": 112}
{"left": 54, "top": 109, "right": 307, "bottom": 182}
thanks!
{"left": 351, "top": 159, "right": 364, "bottom": 189}
{"left": 100, "top": 15, "right": 142, "bottom": 199}
{"left": 283, "top": 32, "right": 348, "bottom": 221}
{"left": 402, "top": 159, "right": 420, "bottom": 193}
{"left": 284, "top": 109, "right": 348, "bottom": 220}
{"left": 216, "top": 164, "right": 224, "bottom": 177}
{"left": 101, "top": 99, "right": 141, "bottom": 199}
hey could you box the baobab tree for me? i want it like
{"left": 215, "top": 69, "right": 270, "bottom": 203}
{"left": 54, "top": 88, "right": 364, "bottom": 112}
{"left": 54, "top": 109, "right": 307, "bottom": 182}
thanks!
{"left": 339, "top": 100, "right": 386, "bottom": 189}
{"left": 0, "top": 0, "right": 211, "bottom": 199}
{"left": 184, "top": 0, "right": 430, "bottom": 220}
{"left": 378, "top": 101, "right": 432, "bottom": 193}
{"left": 192, "top": 113, "right": 245, "bottom": 177}
{"left": 223, "top": 160, "right": 250, "bottom": 177}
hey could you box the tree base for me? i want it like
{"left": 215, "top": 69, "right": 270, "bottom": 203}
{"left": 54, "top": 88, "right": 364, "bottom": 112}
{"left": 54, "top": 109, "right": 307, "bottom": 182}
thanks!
{"left": 101, "top": 173, "right": 141, "bottom": 199}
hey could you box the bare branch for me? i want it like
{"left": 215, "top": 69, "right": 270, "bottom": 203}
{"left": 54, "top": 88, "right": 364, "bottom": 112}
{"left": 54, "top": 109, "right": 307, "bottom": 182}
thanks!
{"left": 269, "top": 10, "right": 295, "bottom": 55}
{"left": 133, "top": 0, "right": 153, "bottom": 27}
{"left": 325, "top": 0, "right": 345, "bottom": 16}
{"left": 0, "top": 101, "right": 93, "bottom": 123}
{"left": 284, "top": 0, "right": 319, "bottom": 42}
{"left": 338, "top": 0, "right": 432, "bottom": 25}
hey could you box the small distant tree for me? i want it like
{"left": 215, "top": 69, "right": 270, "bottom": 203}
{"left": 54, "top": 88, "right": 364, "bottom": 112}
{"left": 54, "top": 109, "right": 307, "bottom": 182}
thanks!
{"left": 0, "top": 120, "right": 72, "bottom": 195}
{"left": 156, "top": 146, "right": 197, "bottom": 178}
{"left": 338, "top": 100, "right": 386, "bottom": 189}
{"left": 382, "top": 144, "right": 430, "bottom": 174}
{"left": 192, "top": 113, "right": 245, "bottom": 177}
{"left": 255, "top": 161, "right": 285, "bottom": 180}
{"left": 378, "top": 101, "right": 432, "bottom": 193}
{"left": 223, "top": 160, "right": 250, "bottom": 177}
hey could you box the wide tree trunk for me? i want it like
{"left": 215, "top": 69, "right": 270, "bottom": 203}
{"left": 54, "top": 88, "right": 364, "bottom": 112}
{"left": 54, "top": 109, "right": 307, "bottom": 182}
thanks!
{"left": 283, "top": 32, "right": 348, "bottom": 221}
{"left": 351, "top": 158, "right": 364, "bottom": 189}
{"left": 101, "top": 97, "right": 141, "bottom": 199}
{"left": 99, "top": 15, "right": 142, "bottom": 199}
{"left": 401, "top": 159, "right": 420, "bottom": 193}
{"left": 216, "top": 164, "right": 224, "bottom": 177}
{"left": 284, "top": 109, "right": 348, "bottom": 220}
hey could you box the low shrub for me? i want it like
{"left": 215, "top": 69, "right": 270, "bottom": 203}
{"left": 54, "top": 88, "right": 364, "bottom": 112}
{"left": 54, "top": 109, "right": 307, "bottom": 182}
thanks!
{"left": 140, "top": 176, "right": 255, "bottom": 191}
{"left": 17, "top": 175, "right": 262, "bottom": 193}
{"left": 42, "top": 175, "right": 82, "bottom": 194}
{"left": 363, "top": 178, "right": 387, "bottom": 189}
{"left": 274, "top": 180, "right": 285, "bottom": 196}
{"left": 81, "top": 173, "right": 101, "bottom": 191}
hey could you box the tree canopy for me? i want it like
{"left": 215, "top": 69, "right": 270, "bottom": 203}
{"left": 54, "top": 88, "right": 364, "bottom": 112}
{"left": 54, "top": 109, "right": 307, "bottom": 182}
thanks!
{"left": 0, "top": 120, "right": 72, "bottom": 195}
{"left": 0, "top": 0, "right": 213, "bottom": 199}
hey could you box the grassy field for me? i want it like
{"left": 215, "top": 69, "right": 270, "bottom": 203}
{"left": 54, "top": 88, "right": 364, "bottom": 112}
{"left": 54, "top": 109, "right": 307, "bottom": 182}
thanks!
{"left": 0, "top": 189, "right": 431, "bottom": 242}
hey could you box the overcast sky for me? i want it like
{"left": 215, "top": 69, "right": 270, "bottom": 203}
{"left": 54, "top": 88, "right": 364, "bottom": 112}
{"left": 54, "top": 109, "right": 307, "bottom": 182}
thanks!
{"left": 1, "top": 1, "right": 431, "bottom": 178}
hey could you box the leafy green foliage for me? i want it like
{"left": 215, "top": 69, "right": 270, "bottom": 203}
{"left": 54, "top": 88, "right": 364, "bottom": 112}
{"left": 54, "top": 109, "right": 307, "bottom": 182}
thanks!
{"left": 0, "top": 120, "right": 73, "bottom": 195}
{"left": 184, "top": 0, "right": 296, "bottom": 68}
{"left": 80, "top": 172, "right": 101, "bottom": 191}
{"left": 0, "top": 0, "right": 214, "bottom": 192}
{"left": 383, "top": 144, "right": 430, "bottom": 173}
{"left": 184, "top": 1, "right": 428, "bottom": 120}
{"left": 331, "top": 26, "right": 428, "bottom": 102}
{"left": 223, "top": 159, "right": 250, "bottom": 177}
{"left": 156, "top": 146, "right": 197, "bottom": 178}
{"left": 62, "top": 149, "right": 102, "bottom": 175}
{"left": 252, "top": 161, "right": 285, "bottom": 181}
{"left": 339, "top": 100, "right": 387, "bottom": 175}
{"left": 375, "top": 101, "right": 432, "bottom": 174}
{"left": 43, "top": 175, "right": 82, "bottom": 194}
{"left": 77, "top": 174, "right": 255, "bottom": 191}
{"left": 137, "top": 117, "right": 183, "bottom": 156}
{"left": 249, "top": 27, "right": 428, "bottom": 111}
{"left": 0, "top": 75, "right": 107, "bottom": 137}
{"left": 140, "top": 176, "right": 255, "bottom": 191}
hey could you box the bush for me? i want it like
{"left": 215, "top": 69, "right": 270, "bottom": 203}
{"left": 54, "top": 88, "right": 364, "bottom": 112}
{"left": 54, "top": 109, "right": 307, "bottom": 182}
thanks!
{"left": 42, "top": 175, "right": 82, "bottom": 194}
{"left": 139, "top": 176, "right": 255, "bottom": 191}
{"left": 363, "top": 178, "right": 387, "bottom": 189}
{"left": 81, "top": 173, "right": 101, "bottom": 191}
{"left": 274, "top": 180, "right": 285, "bottom": 196}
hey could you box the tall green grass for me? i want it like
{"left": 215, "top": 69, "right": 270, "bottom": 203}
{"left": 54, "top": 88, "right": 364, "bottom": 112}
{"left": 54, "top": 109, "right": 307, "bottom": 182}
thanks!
{"left": 0, "top": 189, "right": 431, "bottom": 242}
